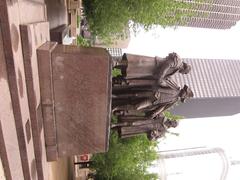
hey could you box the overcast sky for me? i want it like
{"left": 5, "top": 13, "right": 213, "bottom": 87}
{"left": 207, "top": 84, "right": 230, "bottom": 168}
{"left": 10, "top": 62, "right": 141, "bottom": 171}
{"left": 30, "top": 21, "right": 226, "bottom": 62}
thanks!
{"left": 124, "top": 21, "right": 240, "bottom": 60}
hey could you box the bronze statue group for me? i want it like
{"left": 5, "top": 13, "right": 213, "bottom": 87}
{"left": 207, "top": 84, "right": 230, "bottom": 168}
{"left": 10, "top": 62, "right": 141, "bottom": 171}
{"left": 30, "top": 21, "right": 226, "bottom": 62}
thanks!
{"left": 111, "top": 52, "right": 194, "bottom": 141}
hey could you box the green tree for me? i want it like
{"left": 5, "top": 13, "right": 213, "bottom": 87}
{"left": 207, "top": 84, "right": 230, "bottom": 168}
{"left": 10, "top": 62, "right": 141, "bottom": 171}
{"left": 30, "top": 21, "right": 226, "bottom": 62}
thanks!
{"left": 91, "top": 132, "right": 158, "bottom": 180}
{"left": 164, "top": 111, "right": 184, "bottom": 121}
{"left": 91, "top": 112, "right": 183, "bottom": 179}
{"left": 77, "top": 35, "right": 91, "bottom": 47}
{"left": 82, "top": 0, "right": 197, "bottom": 43}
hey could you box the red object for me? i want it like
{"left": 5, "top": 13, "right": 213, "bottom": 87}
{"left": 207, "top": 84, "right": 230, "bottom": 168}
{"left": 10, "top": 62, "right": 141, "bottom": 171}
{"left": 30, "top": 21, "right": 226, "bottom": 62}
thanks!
{"left": 80, "top": 154, "right": 89, "bottom": 161}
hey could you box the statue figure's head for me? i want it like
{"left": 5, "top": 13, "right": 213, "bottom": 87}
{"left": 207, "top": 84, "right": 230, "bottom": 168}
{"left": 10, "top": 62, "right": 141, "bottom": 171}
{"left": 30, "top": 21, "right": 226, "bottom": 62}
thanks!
{"left": 167, "top": 52, "right": 180, "bottom": 62}
{"left": 179, "top": 85, "right": 194, "bottom": 102}
{"left": 167, "top": 53, "right": 191, "bottom": 74}
{"left": 179, "top": 62, "right": 191, "bottom": 74}
{"left": 164, "top": 119, "right": 179, "bottom": 128}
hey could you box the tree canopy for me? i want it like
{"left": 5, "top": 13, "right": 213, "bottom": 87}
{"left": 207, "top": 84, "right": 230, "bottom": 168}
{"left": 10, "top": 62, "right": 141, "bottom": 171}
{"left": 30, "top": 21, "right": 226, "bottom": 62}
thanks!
{"left": 91, "top": 132, "right": 159, "bottom": 180}
{"left": 82, "top": 0, "right": 194, "bottom": 43}
{"left": 91, "top": 112, "right": 183, "bottom": 179}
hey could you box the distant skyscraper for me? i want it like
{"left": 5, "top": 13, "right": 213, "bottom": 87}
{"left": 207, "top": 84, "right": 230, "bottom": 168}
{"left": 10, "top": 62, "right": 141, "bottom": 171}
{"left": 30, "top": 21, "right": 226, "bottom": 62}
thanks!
{"left": 153, "top": 147, "right": 229, "bottom": 180}
{"left": 178, "top": 0, "right": 240, "bottom": 29}
{"left": 106, "top": 48, "right": 123, "bottom": 66}
{"left": 106, "top": 48, "right": 122, "bottom": 57}
{"left": 171, "top": 58, "right": 240, "bottom": 118}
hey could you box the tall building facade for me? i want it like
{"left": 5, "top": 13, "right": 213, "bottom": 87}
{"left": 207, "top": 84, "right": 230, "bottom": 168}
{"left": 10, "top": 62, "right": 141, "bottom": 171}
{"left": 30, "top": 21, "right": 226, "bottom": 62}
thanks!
{"left": 178, "top": 0, "right": 240, "bottom": 29}
{"left": 153, "top": 147, "right": 229, "bottom": 180}
{"left": 171, "top": 58, "right": 240, "bottom": 118}
{"left": 106, "top": 48, "right": 123, "bottom": 57}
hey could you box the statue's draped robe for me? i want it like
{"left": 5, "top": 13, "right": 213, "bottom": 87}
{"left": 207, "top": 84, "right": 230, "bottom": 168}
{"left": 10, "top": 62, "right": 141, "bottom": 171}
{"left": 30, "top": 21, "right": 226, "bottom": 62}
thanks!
{"left": 123, "top": 53, "right": 183, "bottom": 85}
{"left": 112, "top": 79, "right": 181, "bottom": 117}
{"left": 119, "top": 116, "right": 167, "bottom": 139}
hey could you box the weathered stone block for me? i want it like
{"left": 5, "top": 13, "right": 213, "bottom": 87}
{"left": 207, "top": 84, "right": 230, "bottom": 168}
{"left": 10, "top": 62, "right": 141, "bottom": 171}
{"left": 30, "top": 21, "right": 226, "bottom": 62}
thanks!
{"left": 37, "top": 44, "right": 111, "bottom": 161}
{"left": 50, "top": 24, "right": 69, "bottom": 44}
{"left": 37, "top": 42, "right": 58, "bottom": 161}
{"left": 20, "top": 21, "right": 50, "bottom": 180}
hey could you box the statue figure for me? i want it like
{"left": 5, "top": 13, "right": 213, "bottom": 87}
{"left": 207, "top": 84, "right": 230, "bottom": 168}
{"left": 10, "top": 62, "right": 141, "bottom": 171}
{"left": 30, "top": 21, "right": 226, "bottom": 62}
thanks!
{"left": 111, "top": 114, "right": 178, "bottom": 141}
{"left": 111, "top": 52, "right": 193, "bottom": 141}
{"left": 113, "top": 52, "right": 191, "bottom": 85}
{"left": 112, "top": 79, "right": 193, "bottom": 118}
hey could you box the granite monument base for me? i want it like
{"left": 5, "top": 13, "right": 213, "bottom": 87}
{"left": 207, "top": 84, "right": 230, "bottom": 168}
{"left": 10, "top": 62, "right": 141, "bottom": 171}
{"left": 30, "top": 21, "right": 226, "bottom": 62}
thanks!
{"left": 0, "top": 0, "right": 49, "bottom": 179}
{"left": 37, "top": 44, "right": 112, "bottom": 161}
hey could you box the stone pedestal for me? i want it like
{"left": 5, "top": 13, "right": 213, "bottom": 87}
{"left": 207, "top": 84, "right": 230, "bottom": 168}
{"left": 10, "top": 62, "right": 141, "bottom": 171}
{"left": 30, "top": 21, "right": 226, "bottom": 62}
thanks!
{"left": 37, "top": 44, "right": 112, "bottom": 161}
{"left": 50, "top": 24, "right": 70, "bottom": 44}
{"left": 0, "top": 0, "right": 76, "bottom": 178}
{"left": 0, "top": 0, "right": 49, "bottom": 179}
{"left": 20, "top": 21, "right": 50, "bottom": 180}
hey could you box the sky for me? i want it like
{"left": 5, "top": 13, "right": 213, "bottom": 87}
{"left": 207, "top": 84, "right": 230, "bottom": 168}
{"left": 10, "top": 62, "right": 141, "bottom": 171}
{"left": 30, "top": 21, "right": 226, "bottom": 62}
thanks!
{"left": 124, "top": 23, "right": 240, "bottom": 179}
{"left": 159, "top": 114, "right": 240, "bottom": 159}
{"left": 154, "top": 114, "right": 240, "bottom": 180}
{"left": 124, "top": 21, "right": 240, "bottom": 60}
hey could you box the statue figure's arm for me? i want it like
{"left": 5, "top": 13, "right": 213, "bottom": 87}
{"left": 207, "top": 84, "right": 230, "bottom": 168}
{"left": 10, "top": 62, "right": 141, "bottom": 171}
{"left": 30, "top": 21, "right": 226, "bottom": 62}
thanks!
{"left": 155, "top": 53, "right": 182, "bottom": 83}
{"left": 154, "top": 57, "right": 174, "bottom": 83}
{"left": 150, "top": 106, "right": 165, "bottom": 119}
{"left": 135, "top": 99, "right": 153, "bottom": 110}
{"left": 150, "top": 100, "right": 177, "bottom": 119}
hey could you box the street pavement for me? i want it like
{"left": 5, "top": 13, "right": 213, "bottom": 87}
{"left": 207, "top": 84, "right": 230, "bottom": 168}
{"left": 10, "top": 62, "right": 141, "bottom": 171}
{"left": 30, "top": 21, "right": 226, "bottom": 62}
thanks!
{"left": 0, "top": 158, "right": 6, "bottom": 180}
{"left": 48, "top": 157, "right": 74, "bottom": 180}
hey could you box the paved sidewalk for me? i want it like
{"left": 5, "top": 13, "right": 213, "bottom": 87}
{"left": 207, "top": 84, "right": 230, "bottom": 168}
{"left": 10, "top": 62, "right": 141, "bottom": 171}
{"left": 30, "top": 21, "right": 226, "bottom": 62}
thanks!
{"left": 48, "top": 157, "right": 73, "bottom": 180}
{"left": 0, "top": 158, "right": 6, "bottom": 180}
